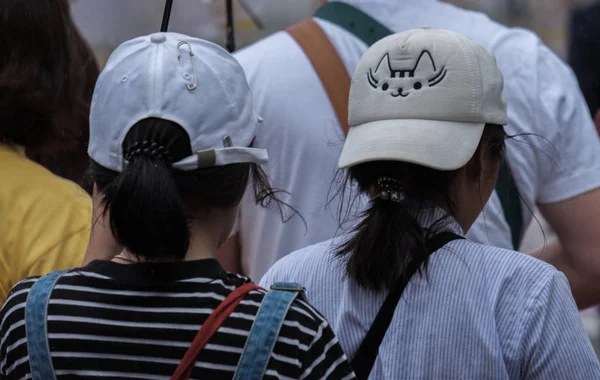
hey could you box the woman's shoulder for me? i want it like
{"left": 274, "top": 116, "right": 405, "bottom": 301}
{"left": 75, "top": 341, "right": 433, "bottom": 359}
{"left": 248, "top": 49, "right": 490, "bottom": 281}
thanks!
{"left": 0, "top": 148, "right": 89, "bottom": 202}
{"left": 446, "top": 239, "right": 569, "bottom": 307}
{"left": 0, "top": 276, "right": 39, "bottom": 343}
{"left": 246, "top": 284, "right": 333, "bottom": 329}
{"left": 278, "top": 237, "right": 343, "bottom": 266}
{"left": 2, "top": 276, "right": 39, "bottom": 305}
{"left": 260, "top": 237, "right": 345, "bottom": 286}
{"left": 456, "top": 238, "right": 558, "bottom": 276}
{"left": 2, "top": 154, "right": 91, "bottom": 239}
{"left": 243, "top": 286, "right": 355, "bottom": 378}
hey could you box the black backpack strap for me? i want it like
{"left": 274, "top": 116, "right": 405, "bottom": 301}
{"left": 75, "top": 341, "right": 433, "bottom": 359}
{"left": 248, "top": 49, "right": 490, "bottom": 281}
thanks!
{"left": 313, "top": 1, "right": 523, "bottom": 250}
{"left": 314, "top": 1, "right": 391, "bottom": 46}
{"left": 496, "top": 161, "right": 523, "bottom": 249}
{"left": 350, "top": 232, "right": 464, "bottom": 380}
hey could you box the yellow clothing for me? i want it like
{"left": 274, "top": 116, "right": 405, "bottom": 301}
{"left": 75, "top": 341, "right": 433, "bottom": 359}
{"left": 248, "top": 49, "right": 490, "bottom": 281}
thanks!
{"left": 0, "top": 144, "right": 91, "bottom": 304}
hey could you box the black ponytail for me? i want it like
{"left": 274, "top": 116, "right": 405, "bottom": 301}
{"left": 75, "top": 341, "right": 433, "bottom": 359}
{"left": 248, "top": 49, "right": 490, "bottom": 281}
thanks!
{"left": 104, "top": 155, "right": 189, "bottom": 259}
{"left": 90, "top": 117, "right": 298, "bottom": 261}
{"left": 336, "top": 124, "right": 506, "bottom": 291}
{"left": 93, "top": 118, "right": 191, "bottom": 259}
{"left": 336, "top": 162, "right": 457, "bottom": 291}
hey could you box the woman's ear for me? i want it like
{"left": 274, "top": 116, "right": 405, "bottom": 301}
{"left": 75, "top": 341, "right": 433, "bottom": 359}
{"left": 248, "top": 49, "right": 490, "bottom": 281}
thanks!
{"left": 479, "top": 142, "right": 503, "bottom": 182}
{"left": 478, "top": 146, "right": 489, "bottom": 179}
{"left": 463, "top": 145, "right": 485, "bottom": 182}
{"left": 476, "top": 145, "right": 501, "bottom": 207}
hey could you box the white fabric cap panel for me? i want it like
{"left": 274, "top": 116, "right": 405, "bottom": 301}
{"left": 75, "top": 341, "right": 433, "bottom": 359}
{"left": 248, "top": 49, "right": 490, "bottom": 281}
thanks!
{"left": 89, "top": 32, "right": 265, "bottom": 172}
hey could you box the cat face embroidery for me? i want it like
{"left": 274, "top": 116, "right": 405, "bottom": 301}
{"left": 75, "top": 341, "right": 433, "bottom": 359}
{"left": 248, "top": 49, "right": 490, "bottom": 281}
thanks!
{"left": 367, "top": 51, "right": 447, "bottom": 98}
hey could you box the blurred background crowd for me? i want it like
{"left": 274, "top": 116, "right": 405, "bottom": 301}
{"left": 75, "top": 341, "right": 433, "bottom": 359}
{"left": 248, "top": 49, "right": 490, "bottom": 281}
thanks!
{"left": 69, "top": 0, "right": 597, "bottom": 61}
{"left": 69, "top": 0, "right": 600, "bottom": 145}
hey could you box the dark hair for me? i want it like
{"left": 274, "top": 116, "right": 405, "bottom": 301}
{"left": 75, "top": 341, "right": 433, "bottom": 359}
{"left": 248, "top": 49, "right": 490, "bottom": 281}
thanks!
{"left": 0, "top": 0, "right": 99, "bottom": 187}
{"left": 90, "top": 118, "right": 291, "bottom": 260}
{"left": 335, "top": 124, "right": 506, "bottom": 291}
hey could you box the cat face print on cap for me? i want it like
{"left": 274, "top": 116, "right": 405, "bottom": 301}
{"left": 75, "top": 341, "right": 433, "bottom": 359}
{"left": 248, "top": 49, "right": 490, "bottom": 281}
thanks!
{"left": 340, "top": 28, "right": 508, "bottom": 170}
{"left": 348, "top": 28, "right": 507, "bottom": 127}
{"left": 367, "top": 51, "right": 447, "bottom": 98}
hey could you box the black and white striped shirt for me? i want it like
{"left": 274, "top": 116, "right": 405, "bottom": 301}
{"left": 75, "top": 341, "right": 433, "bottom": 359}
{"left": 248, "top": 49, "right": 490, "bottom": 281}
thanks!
{"left": 0, "top": 259, "right": 355, "bottom": 380}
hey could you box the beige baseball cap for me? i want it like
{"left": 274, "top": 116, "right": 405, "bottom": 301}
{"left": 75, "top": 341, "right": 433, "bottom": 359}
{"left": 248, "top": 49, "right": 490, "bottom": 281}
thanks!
{"left": 339, "top": 28, "right": 508, "bottom": 170}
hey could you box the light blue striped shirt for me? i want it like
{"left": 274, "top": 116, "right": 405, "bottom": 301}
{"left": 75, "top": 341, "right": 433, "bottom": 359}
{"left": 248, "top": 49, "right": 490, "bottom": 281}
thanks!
{"left": 260, "top": 209, "right": 600, "bottom": 379}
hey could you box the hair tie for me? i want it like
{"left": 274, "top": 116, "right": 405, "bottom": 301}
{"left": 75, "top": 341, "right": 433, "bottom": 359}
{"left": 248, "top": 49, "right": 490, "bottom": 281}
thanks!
{"left": 124, "top": 141, "right": 173, "bottom": 165}
{"left": 377, "top": 177, "right": 405, "bottom": 203}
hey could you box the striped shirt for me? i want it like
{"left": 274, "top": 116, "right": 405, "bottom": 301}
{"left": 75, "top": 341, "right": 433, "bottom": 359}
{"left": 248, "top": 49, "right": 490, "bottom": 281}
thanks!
{"left": 0, "top": 259, "right": 355, "bottom": 380}
{"left": 260, "top": 208, "right": 600, "bottom": 379}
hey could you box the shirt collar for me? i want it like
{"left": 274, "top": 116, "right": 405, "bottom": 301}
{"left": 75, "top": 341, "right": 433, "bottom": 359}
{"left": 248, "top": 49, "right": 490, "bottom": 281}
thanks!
{"left": 82, "top": 258, "right": 248, "bottom": 287}
{"left": 413, "top": 204, "right": 465, "bottom": 236}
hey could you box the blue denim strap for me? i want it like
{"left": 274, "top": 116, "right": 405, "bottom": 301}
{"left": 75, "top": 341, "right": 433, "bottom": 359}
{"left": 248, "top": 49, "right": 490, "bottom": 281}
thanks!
{"left": 233, "top": 282, "right": 305, "bottom": 380}
{"left": 25, "top": 270, "right": 67, "bottom": 380}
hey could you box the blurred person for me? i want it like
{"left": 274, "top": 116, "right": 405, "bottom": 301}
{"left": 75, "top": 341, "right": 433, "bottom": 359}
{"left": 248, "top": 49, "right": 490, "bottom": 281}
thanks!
{"left": 0, "top": 0, "right": 96, "bottom": 303}
{"left": 261, "top": 29, "right": 600, "bottom": 379}
{"left": 69, "top": 0, "right": 320, "bottom": 58}
{"left": 223, "top": 0, "right": 600, "bottom": 308}
{"left": 569, "top": 2, "right": 600, "bottom": 133}
{"left": 0, "top": 32, "right": 355, "bottom": 379}
{"left": 25, "top": 5, "right": 99, "bottom": 188}
{"left": 3, "top": 0, "right": 99, "bottom": 188}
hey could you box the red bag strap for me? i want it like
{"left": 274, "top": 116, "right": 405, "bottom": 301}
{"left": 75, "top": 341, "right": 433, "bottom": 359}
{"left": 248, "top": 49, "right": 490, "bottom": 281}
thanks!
{"left": 171, "top": 282, "right": 262, "bottom": 380}
{"left": 287, "top": 19, "right": 351, "bottom": 135}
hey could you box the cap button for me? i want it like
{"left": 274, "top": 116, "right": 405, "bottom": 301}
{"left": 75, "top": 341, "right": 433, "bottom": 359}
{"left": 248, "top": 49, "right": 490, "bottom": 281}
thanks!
{"left": 150, "top": 33, "right": 167, "bottom": 44}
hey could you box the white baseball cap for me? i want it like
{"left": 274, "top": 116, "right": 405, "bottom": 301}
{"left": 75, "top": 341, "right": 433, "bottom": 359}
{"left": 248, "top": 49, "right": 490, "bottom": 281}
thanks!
{"left": 339, "top": 28, "right": 507, "bottom": 170}
{"left": 88, "top": 32, "right": 267, "bottom": 172}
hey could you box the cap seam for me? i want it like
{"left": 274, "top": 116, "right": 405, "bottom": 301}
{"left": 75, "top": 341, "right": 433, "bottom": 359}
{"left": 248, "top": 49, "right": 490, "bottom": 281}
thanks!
{"left": 153, "top": 37, "right": 163, "bottom": 127}
{"left": 450, "top": 33, "right": 480, "bottom": 118}
{"left": 117, "top": 38, "right": 161, "bottom": 171}
{"left": 194, "top": 53, "right": 239, "bottom": 144}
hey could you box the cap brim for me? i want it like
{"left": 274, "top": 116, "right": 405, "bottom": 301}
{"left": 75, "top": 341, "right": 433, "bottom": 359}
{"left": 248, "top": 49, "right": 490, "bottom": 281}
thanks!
{"left": 339, "top": 119, "right": 485, "bottom": 170}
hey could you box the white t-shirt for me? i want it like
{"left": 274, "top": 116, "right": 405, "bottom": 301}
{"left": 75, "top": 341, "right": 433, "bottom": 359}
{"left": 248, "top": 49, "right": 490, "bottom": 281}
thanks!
{"left": 234, "top": 0, "right": 600, "bottom": 281}
{"left": 259, "top": 210, "right": 600, "bottom": 379}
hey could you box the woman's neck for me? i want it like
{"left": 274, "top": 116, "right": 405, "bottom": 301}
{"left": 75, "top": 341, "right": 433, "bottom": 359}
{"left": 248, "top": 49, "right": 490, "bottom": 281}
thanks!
{"left": 182, "top": 224, "right": 220, "bottom": 261}
{"left": 88, "top": 195, "right": 238, "bottom": 265}
{"left": 112, "top": 219, "right": 225, "bottom": 264}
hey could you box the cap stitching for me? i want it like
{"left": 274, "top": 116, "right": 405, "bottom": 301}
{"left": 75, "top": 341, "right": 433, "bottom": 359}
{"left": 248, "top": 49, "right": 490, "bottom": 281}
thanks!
{"left": 449, "top": 33, "right": 480, "bottom": 118}
{"left": 193, "top": 52, "right": 256, "bottom": 148}
{"left": 117, "top": 41, "right": 162, "bottom": 171}
{"left": 152, "top": 39, "right": 161, "bottom": 123}
{"left": 194, "top": 53, "right": 236, "bottom": 123}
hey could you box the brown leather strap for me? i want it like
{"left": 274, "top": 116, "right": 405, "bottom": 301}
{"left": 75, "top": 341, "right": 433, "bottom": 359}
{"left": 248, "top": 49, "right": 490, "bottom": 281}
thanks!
{"left": 170, "top": 283, "right": 261, "bottom": 380}
{"left": 287, "top": 19, "right": 351, "bottom": 135}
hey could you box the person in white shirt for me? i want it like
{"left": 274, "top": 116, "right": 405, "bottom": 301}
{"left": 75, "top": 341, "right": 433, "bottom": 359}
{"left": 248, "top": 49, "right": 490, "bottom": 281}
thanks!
{"left": 260, "top": 28, "right": 600, "bottom": 379}
{"left": 221, "top": 0, "right": 600, "bottom": 308}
